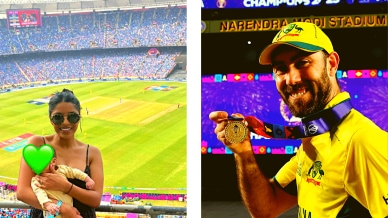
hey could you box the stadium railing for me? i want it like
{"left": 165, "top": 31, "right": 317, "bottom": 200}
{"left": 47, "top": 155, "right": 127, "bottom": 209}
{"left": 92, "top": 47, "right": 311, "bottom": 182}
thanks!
{"left": 0, "top": 200, "right": 187, "bottom": 218}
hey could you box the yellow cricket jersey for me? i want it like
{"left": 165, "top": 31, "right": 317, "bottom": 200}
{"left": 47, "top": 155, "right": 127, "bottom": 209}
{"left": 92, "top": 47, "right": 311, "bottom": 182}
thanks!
{"left": 274, "top": 92, "right": 388, "bottom": 218}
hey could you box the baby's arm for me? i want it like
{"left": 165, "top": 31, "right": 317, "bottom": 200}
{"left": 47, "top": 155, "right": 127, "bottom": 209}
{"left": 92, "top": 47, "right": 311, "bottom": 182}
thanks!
{"left": 31, "top": 177, "right": 57, "bottom": 212}
{"left": 58, "top": 165, "right": 95, "bottom": 189}
{"left": 31, "top": 177, "right": 52, "bottom": 210}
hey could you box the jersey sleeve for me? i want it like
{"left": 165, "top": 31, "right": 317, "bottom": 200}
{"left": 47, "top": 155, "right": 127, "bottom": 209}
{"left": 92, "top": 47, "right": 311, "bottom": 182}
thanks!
{"left": 273, "top": 146, "right": 300, "bottom": 195}
{"left": 344, "top": 127, "right": 388, "bottom": 217}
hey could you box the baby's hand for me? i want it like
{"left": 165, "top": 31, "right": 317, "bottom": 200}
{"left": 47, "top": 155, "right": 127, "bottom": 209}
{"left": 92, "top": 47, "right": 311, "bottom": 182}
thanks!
{"left": 44, "top": 202, "right": 60, "bottom": 215}
{"left": 85, "top": 176, "right": 95, "bottom": 189}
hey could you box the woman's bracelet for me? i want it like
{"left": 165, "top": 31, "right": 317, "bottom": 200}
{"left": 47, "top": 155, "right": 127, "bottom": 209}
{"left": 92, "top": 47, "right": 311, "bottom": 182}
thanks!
{"left": 65, "top": 183, "right": 73, "bottom": 194}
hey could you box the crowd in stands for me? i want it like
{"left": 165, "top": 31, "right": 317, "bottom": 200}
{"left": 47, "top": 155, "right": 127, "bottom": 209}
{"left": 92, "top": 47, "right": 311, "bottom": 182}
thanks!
{"left": 0, "top": 7, "right": 186, "bottom": 55}
{"left": 0, "top": 183, "right": 28, "bottom": 218}
{"left": 0, "top": 47, "right": 185, "bottom": 88}
{"left": 0, "top": 6, "right": 187, "bottom": 88}
{"left": 0, "top": 208, "right": 30, "bottom": 218}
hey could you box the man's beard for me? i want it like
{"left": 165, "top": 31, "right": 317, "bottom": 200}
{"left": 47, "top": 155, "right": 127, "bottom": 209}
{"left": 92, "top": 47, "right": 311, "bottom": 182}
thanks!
{"left": 280, "top": 69, "right": 333, "bottom": 118}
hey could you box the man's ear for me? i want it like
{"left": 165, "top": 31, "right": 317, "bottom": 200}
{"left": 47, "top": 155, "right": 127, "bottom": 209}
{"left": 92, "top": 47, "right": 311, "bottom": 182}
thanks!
{"left": 327, "top": 51, "right": 340, "bottom": 77}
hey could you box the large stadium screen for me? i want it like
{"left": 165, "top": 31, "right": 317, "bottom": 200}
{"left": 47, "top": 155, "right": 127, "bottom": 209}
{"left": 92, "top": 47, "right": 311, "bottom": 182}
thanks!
{"left": 6, "top": 8, "right": 42, "bottom": 28}
{"left": 201, "top": 69, "right": 388, "bottom": 155}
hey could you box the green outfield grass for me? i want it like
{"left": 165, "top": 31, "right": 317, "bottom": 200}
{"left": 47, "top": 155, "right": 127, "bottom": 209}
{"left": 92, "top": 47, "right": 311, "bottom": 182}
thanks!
{"left": 0, "top": 81, "right": 187, "bottom": 195}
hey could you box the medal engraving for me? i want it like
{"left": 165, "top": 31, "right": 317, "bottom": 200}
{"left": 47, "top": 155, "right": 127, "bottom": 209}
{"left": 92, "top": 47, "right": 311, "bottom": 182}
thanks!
{"left": 225, "top": 121, "right": 248, "bottom": 144}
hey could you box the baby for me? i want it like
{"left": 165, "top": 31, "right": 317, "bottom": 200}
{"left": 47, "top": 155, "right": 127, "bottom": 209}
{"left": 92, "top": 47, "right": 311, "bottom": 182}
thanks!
{"left": 31, "top": 155, "right": 95, "bottom": 217}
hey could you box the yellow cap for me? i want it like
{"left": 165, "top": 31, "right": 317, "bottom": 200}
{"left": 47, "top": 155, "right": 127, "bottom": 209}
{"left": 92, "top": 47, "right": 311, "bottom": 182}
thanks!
{"left": 259, "top": 22, "right": 334, "bottom": 65}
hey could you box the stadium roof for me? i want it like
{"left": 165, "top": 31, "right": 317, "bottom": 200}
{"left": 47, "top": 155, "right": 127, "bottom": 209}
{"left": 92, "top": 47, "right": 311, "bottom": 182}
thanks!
{"left": 0, "top": 0, "right": 186, "bottom": 13}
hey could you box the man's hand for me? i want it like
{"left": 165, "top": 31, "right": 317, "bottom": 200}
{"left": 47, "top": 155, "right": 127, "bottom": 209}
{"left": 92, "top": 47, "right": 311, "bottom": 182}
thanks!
{"left": 209, "top": 111, "right": 252, "bottom": 154}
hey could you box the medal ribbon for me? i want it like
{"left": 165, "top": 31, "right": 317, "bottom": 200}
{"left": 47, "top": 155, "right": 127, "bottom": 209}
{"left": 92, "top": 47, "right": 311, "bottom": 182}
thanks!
{"left": 244, "top": 99, "right": 353, "bottom": 139}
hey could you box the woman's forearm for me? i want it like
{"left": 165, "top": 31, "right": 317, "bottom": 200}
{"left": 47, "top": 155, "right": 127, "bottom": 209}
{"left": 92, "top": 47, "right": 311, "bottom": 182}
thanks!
{"left": 17, "top": 156, "right": 44, "bottom": 210}
{"left": 67, "top": 184, "right": 102, "bottom": 208}
{"left": 16, "top": 186, "right": 44, "bottom": 210}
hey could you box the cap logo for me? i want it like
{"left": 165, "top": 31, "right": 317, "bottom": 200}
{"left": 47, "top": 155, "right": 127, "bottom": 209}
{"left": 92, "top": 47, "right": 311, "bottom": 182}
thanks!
{"left": 275, "top": 24, "right": 304, "bottom": 42}
{"left": 283, "top": 24, "right": 297, "bottom": 34}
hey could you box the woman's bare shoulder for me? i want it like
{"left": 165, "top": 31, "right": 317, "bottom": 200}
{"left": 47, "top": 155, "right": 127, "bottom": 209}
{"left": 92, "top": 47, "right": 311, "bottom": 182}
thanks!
{"left": 88, "top": 145, "right": 101, "bottom": 155}
{"left": 27, "top": 135, "right": 45, "bottom": 145}
{"left": 86, "top": 144, "right": 102, "bottom": 166}
{"left": 28, "top": 135, "right": 55, "bottom": 146}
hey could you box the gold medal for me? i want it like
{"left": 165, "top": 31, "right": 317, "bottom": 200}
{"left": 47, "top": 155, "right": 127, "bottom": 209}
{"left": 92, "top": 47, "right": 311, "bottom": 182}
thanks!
{"left": 225, "top": 120, "right": 248, "bottom": 144}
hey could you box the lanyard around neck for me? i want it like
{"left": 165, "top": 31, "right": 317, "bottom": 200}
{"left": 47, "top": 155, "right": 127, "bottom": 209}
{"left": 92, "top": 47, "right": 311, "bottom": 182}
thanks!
{"left": 245, "top": 99, "right": 353, "bottom": 139}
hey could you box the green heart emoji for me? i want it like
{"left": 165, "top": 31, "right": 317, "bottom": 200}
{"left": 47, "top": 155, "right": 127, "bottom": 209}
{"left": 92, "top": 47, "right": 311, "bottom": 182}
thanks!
{"left": 23, "top": 144, "right": 55, "bottom": 175}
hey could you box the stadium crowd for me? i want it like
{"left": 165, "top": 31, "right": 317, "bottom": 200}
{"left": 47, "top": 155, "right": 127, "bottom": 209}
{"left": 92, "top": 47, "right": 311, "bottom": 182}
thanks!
{"left": 0, "top": 6, "right": 187, "bottom": 89}
{"left": 0, "top": 7, "right": 186, "bottom": 54}
{"left": 0, "top": 47, "right": 184, "bottom": 87}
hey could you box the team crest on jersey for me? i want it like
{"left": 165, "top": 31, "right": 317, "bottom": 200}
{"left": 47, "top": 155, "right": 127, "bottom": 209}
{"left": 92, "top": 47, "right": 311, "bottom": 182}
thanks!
{"left": 306, "top": 161, "right": 324, "bottom": 186}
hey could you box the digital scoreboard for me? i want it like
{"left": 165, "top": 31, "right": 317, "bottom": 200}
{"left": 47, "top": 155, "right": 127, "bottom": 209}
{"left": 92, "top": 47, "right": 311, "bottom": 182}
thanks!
{"left": 6, "top": 9, "right": 42, "bottom": 28}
